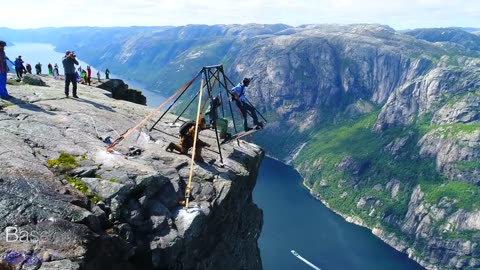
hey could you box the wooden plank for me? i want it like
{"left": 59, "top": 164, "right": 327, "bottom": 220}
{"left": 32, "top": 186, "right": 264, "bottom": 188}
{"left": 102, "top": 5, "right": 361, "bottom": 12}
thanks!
{"left": 220, "top": 127, "right": 260, "bottom": 145}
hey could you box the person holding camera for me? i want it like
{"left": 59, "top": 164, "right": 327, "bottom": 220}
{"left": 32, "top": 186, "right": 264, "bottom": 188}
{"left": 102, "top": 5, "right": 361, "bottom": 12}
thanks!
{"left": 62, "top": 50, "right": 79, "bottom": 98}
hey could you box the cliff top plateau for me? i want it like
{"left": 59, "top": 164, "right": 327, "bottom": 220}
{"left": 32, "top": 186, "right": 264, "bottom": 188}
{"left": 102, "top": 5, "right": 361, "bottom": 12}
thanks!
{"left": 0, "top": 74, "right": 264, "bottom": 270}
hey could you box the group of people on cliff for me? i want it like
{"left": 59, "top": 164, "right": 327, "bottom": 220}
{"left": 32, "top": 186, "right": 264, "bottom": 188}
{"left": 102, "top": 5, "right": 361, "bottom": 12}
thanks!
{"left": 0, "top": 40, "right": 111, "bottom": 100}
{"left": 2, "top": 40, "right": 264, "bottom": 165}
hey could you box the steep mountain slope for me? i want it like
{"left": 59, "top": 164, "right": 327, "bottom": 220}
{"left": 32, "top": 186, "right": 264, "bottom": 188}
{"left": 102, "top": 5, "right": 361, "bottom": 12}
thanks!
{"left": 4, "top": 24, "right": 480, "bottom": 269}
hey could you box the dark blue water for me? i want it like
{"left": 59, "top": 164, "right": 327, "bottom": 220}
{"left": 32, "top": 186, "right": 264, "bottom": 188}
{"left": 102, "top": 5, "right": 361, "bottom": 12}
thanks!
{"left": 253, "top": 157, "right": 425, "bottom": 270}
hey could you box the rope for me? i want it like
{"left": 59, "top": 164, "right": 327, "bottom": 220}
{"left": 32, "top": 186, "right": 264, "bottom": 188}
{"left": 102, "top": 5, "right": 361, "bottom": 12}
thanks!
{"left": 107, "top": 72, "right": 201, "bottom": 152}
{"left": 6, "top": 57, "right": 16, "bottom": 66}
{"left": 184, "top": 77, "right": 205, "bottom": 209}
{"left": 200, "top": 70, "right": 219, "bottom": 114}
{"left": 76, "top": 113, "right": 120, "bottom": 138}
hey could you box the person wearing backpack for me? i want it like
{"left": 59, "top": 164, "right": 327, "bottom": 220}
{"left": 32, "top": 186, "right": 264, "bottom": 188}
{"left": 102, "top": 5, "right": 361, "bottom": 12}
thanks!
{"left": 14, "top": 56, "right": 24, "bottom": 79}
{"left": 35, "top": 62, "right": 42, "bottom": 75}
{"left": 231, "top": 77, "right": 264, "bottom": 132}
{"left": 165, "top": 118, "right": 211, "bottom": 162}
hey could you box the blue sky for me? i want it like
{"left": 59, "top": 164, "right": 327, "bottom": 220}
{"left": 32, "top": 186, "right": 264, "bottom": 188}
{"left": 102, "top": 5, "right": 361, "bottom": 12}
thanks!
{"left": 3, "top": 0, "right": 479, "bottom": 30}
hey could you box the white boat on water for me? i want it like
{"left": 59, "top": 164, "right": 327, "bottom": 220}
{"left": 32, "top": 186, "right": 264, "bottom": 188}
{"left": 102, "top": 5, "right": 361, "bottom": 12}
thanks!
{"left": 290, "top": 250, "right": 322, "bottom": 270}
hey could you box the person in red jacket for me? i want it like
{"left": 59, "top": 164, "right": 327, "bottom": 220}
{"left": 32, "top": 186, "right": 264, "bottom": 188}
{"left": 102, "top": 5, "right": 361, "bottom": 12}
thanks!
{"left": 47, "top": 63, "right": 53, "bottom": 75}
{"left": 86, "top": 66, "right": 91, "bottom": 86}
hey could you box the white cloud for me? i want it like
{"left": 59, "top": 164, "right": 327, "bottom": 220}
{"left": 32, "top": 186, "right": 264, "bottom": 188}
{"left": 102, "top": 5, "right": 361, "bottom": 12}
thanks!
{"left": 2, "top": 0, "right": 480, "bottom": 30}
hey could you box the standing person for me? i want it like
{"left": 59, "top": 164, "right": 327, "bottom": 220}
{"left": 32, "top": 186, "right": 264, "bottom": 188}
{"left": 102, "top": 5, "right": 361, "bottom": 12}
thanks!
{"left": 14, "top": 56, "right": 24, "bottom": 79}
{"left": 105, "top": 68, "right": 110, "bottom": 79}
{"left": 0, "top": 40, "right": 10, "bottom": 99}
{"left": 21, "top": 62, "right": 27, "bottom": 76}
{"left": 53, "top": 63, "right": 59, "bottom": 79}
{"left": 165, "top": 118, "right": 211, "bottom": 162}
{"left": 86, "top": 66, "right": 91, "bottom": 86}
{"left": 26, "top": 63, "right": 32, "bottom": 74}
{"left": 35, "top": 62, "right": 42, "bottom": 75}
{"left": 231, "top": 77, "right": 264, "bottom": 131}
{"left": 62, "top": 50, "right": 79, "bottom": 98}
{"left": 47, "top": 63, "right": 53, "bottom": 75}
{"left": 97, "top": 70, "right": 101, "bottom": 82}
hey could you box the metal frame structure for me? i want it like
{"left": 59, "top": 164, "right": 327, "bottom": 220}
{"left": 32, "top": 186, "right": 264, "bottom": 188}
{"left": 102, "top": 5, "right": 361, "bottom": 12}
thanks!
{"left": 149, "top": 64, "right": 266, "bottom": 164}
{"left": 106, "top": 64, "right": 267, "bottom": 160}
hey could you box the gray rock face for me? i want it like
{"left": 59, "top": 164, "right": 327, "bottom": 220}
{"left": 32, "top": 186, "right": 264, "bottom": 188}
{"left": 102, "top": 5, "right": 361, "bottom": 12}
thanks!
{"left": 97, "top": 79, "right": 147, "bottom": 105}
{"left": 374, "top": 65, "right": 480, "bottom": 185}
{"left": 375, "top": 67, "right": 480, "bottom": 130}
{"left": 0, "top": 77, "right": 264, "bottom": 270}
{"left": 22, "top": 74, "right": 46, "bottom": 86}
{"left": 397, "top": 186, "right": 480, "bottom": 270}
{"left": 418, "top": 129, "right": 480, "bottom": 184}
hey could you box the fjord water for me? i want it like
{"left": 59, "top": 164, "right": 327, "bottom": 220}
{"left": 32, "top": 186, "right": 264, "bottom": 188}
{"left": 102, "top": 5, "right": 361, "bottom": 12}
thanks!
{"left": 253, "top": 157, "right": 425, "bottom": 270}
{"left": 9, "top": 42, "right": 424, "bottom": 270}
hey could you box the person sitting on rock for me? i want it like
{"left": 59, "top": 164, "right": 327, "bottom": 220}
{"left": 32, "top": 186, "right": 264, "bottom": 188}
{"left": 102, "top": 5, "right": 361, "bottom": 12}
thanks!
{"left": 81, "top": 69, "right": 87, "bottom": 84}
{"left": 165, "top": 118, "right": 211, "bottom": 162}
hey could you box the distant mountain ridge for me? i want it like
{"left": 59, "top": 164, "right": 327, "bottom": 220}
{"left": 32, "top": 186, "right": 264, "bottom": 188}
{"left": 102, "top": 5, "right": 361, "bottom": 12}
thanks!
{"left": 3, "top": 24, "right": 480, "bottom": 270}
{"left": 405, "top": 27, "right": 480, "bottom": 51}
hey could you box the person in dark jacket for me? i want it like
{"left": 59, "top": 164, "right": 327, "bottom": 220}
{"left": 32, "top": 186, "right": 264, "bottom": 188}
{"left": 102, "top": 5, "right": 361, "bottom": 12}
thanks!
{"left": 62, "top": 50, "right": 79, "bottom": 98}
{"left": 14, "top": 56, "right": 24, "bottom": 78}
{"left": 35, "top": 62, "right": 42, "bottom": 75}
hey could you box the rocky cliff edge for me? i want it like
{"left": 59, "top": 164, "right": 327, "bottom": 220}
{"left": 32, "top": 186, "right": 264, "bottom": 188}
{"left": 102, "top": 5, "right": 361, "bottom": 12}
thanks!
{"left": 0, "top": 74, "right": 264, "bottom": 270}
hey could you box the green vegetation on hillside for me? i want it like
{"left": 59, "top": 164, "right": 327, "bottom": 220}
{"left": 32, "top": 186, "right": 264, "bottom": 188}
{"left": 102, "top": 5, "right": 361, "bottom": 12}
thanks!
{"left": 293, "top": 110, "right": 479, "bottom": 235}
{"left": 422, "top": 181, "right": 480, "bottom": 211}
